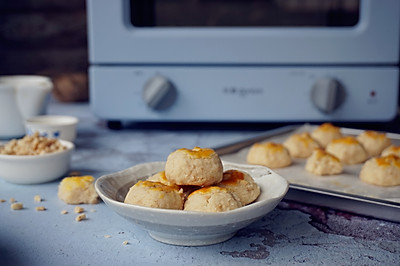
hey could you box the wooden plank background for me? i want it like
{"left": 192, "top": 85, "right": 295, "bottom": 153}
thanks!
{"left": 0, "top": 0, "right": 88, "bottom": 101}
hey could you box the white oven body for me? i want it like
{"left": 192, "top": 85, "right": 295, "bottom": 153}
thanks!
{"left": 87, "top": 0, "right": 400, "bottom": 122}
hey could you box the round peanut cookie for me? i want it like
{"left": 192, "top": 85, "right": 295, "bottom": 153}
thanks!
{"left": 184, "top": 186, "right": 241, "bottom": 212}
{"left": 246, "top": 142, "right": 292, "bottom": 168}
{"left": 305, "top": 148, "right": 343, "bottom": 176}
{"left": 356, "top": 130, "right": 391, "bottom": 157}
{"left": 283, "top": 132, "right": 320, "bottom": 158}
{"left": 218, "top": 170, "right": 260, "bottom": 205}
{"left": 58, "top": 175, "right": 99, "bottom": 205}
{"left": 326, "top": 136, "right": 368, "bottom": 165}
{"left": 311, "top": 123, "right": 342, "bottom": 148}
{"left": 381, "top": 145, "right": 400, "bottom": 157}
{"left": 124, "top": 180, "right": 184, "bottom": 210}
{"left": 165, "top": 147, "right": 223, "bottom": 186}
{"left": 360, "top": 155, "right": 400, "bottom": 187}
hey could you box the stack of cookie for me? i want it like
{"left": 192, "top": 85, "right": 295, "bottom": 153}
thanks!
{"left": 124, "top": 147, "right": 260, "bottom": 212}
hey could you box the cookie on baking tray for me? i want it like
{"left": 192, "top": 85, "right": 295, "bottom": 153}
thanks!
{"left": 326, "top": 136, "right": 368, "bottom": 165}
{"left": 124, "top": 180, "right": 184, "bottom": 210}
{"left": 283, "top": 132, "right": 320, "bottom": 158}
{"left": 359, "top": 154, "right": 400, "bottom": 187}
{"left": 356, "top": 130, "right": 391, "bottom": 157}
{"left": 311, "top": 123, "right": 342, "bottom": 148}
{"left": 164, "top": 147, "right": 223, "bottom": 186}
{"left": 305, "top": 148, "right": 343, "bottom": 176}
{"left": 381, "top": 145, "right": 400, "bottom": 157}
{"left": 246, "top": 142, "right": 292, "bottom": 168}
{"left": 183, "top": 186, "right": 241, "bottom": 212}
{"left": 218, "top": 169, "right": 260, "bottom": 206}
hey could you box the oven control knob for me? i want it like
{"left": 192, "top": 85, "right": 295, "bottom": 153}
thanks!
{"left": 311, "top": 78, "right": 346, "bottom": 113}
{"left": 142, "top": 76, "right": 177, "bottom": 110}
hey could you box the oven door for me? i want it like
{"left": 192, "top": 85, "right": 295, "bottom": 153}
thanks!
{"left": 87, "top": 0, "right": 399, "bottom": 65}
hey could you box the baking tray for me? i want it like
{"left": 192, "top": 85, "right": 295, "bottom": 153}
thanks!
{"left": 213, "top": 124, "right": 400, "bottom": 223}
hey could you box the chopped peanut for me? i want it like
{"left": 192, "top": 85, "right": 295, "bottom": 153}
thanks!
{"left": 35, "top": 206, "right": 46, "bottom": 211}
{"left": 61, "top": 210, "right": 68, "bottom": 215}
{"left": 74, "top": 206, "right": 84, "bottom": 213}
{"left": 10, "top": 197, "right": 16, "bottom": 203}
{"left": 75, "top": 214, "right": 86, "bottom": 222}
{"left": 11, "top": 202, "right": 23, "bottom": 210}
{"left": 0, "top": 132, "right": 66, "bottom": 155}
{"left": 34, "top": 195, "right": 42, "bottom": 202}
{"left": 0, "top": 199, "right": 6, "bottom": 203}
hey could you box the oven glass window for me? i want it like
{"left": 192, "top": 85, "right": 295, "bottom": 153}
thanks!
{"left": 130, "top": 0, "right": 359, "bottom": 27}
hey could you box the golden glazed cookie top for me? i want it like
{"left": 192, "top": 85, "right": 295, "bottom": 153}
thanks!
{"left": 176, "top": 147, "right": 215, "bottom": 158}
{"left": 382, "top": 145, "right": 400, "bottom": 156}
{"left": 134, "top": 180, "right": 181, "bottom": 192}
{"left": 59, "top": 176, "right": 95, "bottom": 191}
{"left": 330, "top": 136, "right": 360, "bottom": 145}
{"left": 314, "top": 123, "right": 341, "bottom": 133}
{"left": 187, "top": 186, "right": 228, "bottom": 197}
{"left": 254, "top": 142, "right": 286, "bottom": 151}
{"left": 387, "top": 146, "right": 400, "bottom": 153}
{"left": 361, "top": 130, "right": 387, "bottom": 140}
{"left": 291, "top": 132, "right": 317, "bottom": 147}
{"left": 220, "top": 170, "right": 245, "bottom": 185}
{"left": 375, "top": 154, "right": 400, "bottom": 168}
{"left": 312, "top": 148, "right": 340, "bottom": 162}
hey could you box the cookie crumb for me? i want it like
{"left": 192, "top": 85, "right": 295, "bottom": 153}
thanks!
{"left": 74, "top": 206, "right": 84, "bottom": 213}
{"left": 104, "top": 235, "right": 112, "bottom": 238}
{"left": 10, "top": 197, "right": 16, "bottom": 203}
{"left": 61, "top": 210, "right": 68, "bottom": 215}
{"left": 122, "top": 241, "right": 129, "bottom": 245}
{"left": 0, "top": 199, "right": 6, "bottom": 203}
{"left": 35, "top": 206, "right": 46, "bottom": 211}
{"left": 34, "top": 195, "right": 42, "bottom": 202}
{"left": 75, "top": 213, "right": 86, "bottom": 222}
{"left": 11, "top": 202, "right": 23, "bottom": 210}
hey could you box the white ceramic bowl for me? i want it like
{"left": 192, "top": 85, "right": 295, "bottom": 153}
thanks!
{"left": 95, "top": 161, "right": 289, "bottom": 246}
{"left": 25, "top": 115, "right": 79, "bottom": 142}
{"left": 0, "top": 140, "right": 74, "bottom": 184}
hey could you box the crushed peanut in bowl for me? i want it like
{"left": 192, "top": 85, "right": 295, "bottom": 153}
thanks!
{"left": 0, "top": 134, "right": 74, "bottom": 184}
{"left": 0, "top": 132, "right": 66, "bottom": 156}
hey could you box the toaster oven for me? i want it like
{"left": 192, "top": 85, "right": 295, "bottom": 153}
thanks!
{"left": 87, "top": 0, "right": 399, "bottom": 123}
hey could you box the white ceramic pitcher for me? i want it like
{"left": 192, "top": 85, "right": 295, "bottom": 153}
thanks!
{"left": 0, "top": 75, "right": 53, "bottom": 139}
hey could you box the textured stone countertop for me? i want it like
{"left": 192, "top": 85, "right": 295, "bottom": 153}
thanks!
{"left": 0, "top": 100, "right": 399, "bottom": 266}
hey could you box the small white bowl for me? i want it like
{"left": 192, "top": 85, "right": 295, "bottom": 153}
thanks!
{"left": 95, "top": 161, "right": 288, "bottom": 246}
{"left": 25, "top": 115, "right": 78, "bottom": 142}
{"left": 0, "top": 140, "right": 74, "bottom": 184}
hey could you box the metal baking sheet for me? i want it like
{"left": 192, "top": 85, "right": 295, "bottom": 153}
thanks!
{"left": 214, "top": 124, "right": 400, "bottom": 222}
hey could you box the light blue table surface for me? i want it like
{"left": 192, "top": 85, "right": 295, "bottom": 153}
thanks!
{"left": 1, "top": 100, "right": 399, "bottom": 266}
